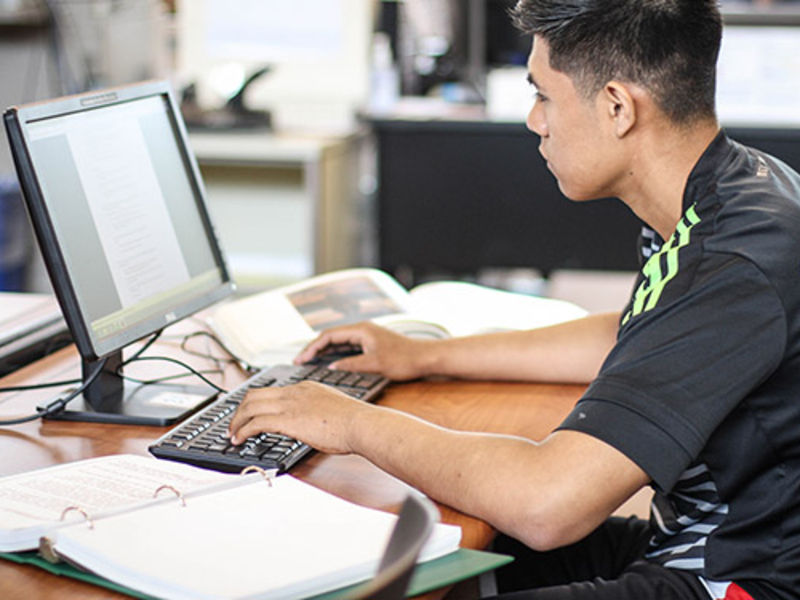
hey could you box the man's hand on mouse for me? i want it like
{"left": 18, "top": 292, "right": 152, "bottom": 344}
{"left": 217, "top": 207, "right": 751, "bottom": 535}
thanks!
{"left": 294, "top": 322, "right": 433, "bottom": 381}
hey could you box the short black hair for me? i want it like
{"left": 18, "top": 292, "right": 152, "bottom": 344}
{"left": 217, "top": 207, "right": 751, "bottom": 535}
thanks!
{"left": 511, "top": 0, "right": 722, "bottom": 125}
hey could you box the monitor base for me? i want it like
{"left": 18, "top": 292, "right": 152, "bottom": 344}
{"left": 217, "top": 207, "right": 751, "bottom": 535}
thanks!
{"left": 39, "top": 380, "right": 217, "bottom": 426}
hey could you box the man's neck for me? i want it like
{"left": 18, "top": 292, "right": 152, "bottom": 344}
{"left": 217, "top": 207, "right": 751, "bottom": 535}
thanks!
{"left": 617, "top": 120, "right": 720, "bottom": 241}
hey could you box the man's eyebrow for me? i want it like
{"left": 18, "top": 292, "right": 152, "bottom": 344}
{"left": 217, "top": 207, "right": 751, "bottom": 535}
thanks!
{"left": 526, "top": 73, "right": 539, "bottom": 89}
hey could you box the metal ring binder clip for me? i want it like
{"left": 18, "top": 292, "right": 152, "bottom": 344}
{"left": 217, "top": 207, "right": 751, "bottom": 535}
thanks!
{"left": 153, "top": 484, "right": 187, "bottom": 507}
{"left": 60, "top": 505, "right": 94, "bottom": 529}
{"left": 39, "top": 537, "right": 61, "bottom": 564}
{"left": 240, "top": 465, "right": 277, "bottom": 486}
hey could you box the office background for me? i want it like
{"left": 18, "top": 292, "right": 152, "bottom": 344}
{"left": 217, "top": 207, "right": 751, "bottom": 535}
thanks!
{"left": 1, "top": 0, "right": 799, "bottom": 313}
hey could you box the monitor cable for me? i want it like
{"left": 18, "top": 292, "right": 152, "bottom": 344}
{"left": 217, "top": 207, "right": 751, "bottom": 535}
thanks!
{"left": 0, "top": 357, "right": 107, "bottom": 426}
{"left": 0, "top": 330, "right": 163, "bottom": 399}
{"left": 0, "top": 328, "right": 246, "bottom": 427}
{"left": 176, "top": 328, "right": 259, "bottom": 374}
{"left": 118, "top": 356, "right": 228, "bottom": 394}
{"left": 115, "top": 329, "right": 229, "bottom": 394}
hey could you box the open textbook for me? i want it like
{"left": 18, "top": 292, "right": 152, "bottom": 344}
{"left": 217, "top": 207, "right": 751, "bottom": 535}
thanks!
{"left": 0, "top": 455, "right": 463, "bottom": 600}
{"left": 211, "top": 268, "right": 587, "bottom": 367}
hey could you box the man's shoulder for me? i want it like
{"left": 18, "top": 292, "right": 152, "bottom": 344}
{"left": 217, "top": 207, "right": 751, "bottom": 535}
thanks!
{"left": 720, "top": 136, "right": 800, "bottom": 206}
{"left": 693, "top": 138, "right": 800, "bottom": 270}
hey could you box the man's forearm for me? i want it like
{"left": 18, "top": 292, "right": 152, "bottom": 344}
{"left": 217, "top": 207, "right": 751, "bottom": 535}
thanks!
{"left": 346, "top": 401, "right": 648, "bottom": 551}
{"left": 418, "top": 312, "right": 621, "bottom": 384}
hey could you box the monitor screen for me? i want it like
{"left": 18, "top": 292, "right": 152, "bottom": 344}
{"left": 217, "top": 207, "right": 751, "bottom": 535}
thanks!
{"left": 4, "top": 80, "right": 235, "bottom": 424}
{"left": 717, "top": 24, "right": 800, "bottom": 127}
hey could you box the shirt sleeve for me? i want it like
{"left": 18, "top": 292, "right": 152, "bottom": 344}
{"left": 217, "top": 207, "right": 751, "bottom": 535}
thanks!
{"left": 559, "top": 253, "right": 786, "bottom": 492}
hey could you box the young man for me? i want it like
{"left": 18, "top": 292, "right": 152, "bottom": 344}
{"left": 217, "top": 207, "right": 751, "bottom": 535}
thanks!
{"left": 229, "top": 1, "right": 800, "bottom": 598}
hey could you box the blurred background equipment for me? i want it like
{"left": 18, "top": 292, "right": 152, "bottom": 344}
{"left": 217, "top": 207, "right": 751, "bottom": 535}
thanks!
{"left": 0, "top": 177, "right": 29, "bottom": 291}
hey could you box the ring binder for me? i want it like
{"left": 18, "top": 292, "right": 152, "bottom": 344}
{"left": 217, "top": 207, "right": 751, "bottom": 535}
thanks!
{"left": 60, "top": 506, "right": 94, "bottom": 529}
{"left": 39, "top": 536, "right": 61, "bottom": 564}
{"left": 40, "top": 506, "right": 95, "bottom": 565}
{"left": 240, "top": 465, "right": 277, "bottom": 486}
{"left": 1, "top": 457, "right": 466, "bottom": 600}
{"left": 153, "top": 484, "right": 187, "bottom": 507}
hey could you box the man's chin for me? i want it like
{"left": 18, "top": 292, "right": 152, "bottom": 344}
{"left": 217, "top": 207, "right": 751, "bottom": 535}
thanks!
{"left": 556, "top": 182, "right": 597, "bottom": 203}
{"left": 554, "top": 180, "right": 579, "bottom": 201}
{"left": 547, "top": 163, "right": 601, "bottom": 201}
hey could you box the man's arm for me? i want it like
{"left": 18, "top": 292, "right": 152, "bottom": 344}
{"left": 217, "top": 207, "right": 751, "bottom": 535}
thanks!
{"left": 296, "top": 312, "right": 621, "bottom": 384}
{"left": 229, "top": 382, "right": 649, "bottom": 550}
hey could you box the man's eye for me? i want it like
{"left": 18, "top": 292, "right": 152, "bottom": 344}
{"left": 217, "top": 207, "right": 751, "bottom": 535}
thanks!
{"left": 534, "top": 91, "right": 548, "bottom": 103}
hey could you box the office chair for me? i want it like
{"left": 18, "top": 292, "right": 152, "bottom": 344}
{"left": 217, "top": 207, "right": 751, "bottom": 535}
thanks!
{"left": 346, "top": 493, "right": 440, "bottom": 600}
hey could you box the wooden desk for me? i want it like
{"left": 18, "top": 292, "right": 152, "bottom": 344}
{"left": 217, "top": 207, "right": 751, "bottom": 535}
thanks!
{"left": 0, "top": 336, "right": 586, "bottom": 599}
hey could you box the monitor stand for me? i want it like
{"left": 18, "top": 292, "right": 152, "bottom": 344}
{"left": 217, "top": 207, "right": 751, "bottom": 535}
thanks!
{"left": 39, "top": 352, "right": 217, "bottom": 426}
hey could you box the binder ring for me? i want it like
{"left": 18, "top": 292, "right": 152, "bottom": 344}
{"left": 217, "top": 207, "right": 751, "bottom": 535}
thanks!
{"left": 153, "top": 484, "right": 187, "bottom": 507}
{"left": 60, "top": 505, "right": 94, "bottom": 529}
{"left": 39, "top": 536, "right": 61, "bottom": 564}
{"left": 240, "top": 465, "right": 276, "bottom": 486}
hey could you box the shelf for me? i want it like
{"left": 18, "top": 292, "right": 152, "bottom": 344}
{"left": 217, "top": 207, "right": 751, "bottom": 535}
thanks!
{"left": 188, "top": 132, "right": 336, "bottom": 167}
{"left": 722, "top": 3, "right": 800, "bottom": 25}
{"left": 0, "top": 6, "right": 49, "bottom": 27}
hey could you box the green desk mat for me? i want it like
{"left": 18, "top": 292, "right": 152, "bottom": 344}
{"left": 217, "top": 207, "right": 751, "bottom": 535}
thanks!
{"left": 1, "top": 547, "right": 512, "bottom": 599}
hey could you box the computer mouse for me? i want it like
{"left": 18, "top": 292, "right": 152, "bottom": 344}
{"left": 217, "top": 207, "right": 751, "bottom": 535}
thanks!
{"left": 305, "top": 343, "right": 363, "bottom": 366}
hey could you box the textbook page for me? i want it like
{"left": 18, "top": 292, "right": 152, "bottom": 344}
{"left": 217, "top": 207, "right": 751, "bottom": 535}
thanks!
{"left": 210, "top": 268, "right": 588, "bottom": 368}
{"left": 50, "top": 474, "right": 462, "bottom": 600}
{"left": 407, "top": 280, "right": 588, "bottom": 337}
{"left": 210, "top": 268, "right": 416, "bottom": 366}
{"left": 0, "top": 455, "right": 231, "bottom": 552}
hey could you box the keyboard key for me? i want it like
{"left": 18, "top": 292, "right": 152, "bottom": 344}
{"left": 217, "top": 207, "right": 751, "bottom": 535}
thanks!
{"left": 149, "top": 363, "right": 388, "bottom": 473}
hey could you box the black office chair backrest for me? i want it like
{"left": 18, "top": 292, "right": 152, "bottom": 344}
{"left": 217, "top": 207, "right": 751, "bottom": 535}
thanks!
{"left": 346, "top": 493, "right": 440, "bottom": 600}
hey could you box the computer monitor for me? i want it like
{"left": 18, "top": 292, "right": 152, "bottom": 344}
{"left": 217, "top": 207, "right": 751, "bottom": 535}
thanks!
{"left": 716, "top": 23, "right": 800, "bottom": 127}
{"left": 3, "top": 80, "right": 236, "bottom": 425}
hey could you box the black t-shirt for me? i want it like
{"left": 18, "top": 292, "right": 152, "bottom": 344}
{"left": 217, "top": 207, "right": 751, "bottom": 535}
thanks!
{"left": 560, "top": 131, "right": 800, "bottom": 600}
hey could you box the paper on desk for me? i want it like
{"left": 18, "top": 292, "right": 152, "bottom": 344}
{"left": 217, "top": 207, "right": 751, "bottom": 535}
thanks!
{"left": 0, "top": 455, "right": 231, "bottom": 552}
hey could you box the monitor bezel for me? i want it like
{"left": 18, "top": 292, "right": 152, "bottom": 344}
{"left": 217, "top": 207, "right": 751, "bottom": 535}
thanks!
{"left": 4, "top": 80, "right": 236, "bottom": 363}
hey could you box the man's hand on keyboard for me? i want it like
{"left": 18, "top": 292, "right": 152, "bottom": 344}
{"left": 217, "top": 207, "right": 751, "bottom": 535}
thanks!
{"left": 228, "top": 381, "right": 372, "bottom": 454}
{"left": 295, "top": 322, "right": 433, "bottom": 381}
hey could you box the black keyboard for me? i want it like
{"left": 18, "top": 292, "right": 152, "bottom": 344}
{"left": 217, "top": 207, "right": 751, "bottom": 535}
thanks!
{"left": 149, "top": 364, "right": 388, "bottom": 473}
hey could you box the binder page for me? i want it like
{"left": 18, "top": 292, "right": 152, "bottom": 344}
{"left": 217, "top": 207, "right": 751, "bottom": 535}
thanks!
{"left": 0, "top": 455, "right": 231, "bottom": 551}
{"left": 52, "top": 475, "right": 461, "bottom": 600}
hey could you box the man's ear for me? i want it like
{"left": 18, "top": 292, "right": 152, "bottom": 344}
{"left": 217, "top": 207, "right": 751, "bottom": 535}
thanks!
{"left": 602, "top": 81, "right": 636, "bottom": 138}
